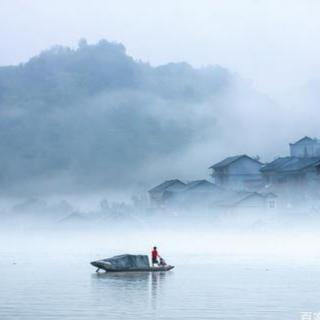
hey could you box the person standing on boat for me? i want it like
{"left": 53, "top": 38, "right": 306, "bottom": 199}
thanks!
{"left": 151, "top": 246, "right": 160, "bottom": 266}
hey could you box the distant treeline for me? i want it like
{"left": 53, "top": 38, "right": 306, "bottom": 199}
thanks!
{"left": 0, "top": 39, "right": 274, "bottom": 194}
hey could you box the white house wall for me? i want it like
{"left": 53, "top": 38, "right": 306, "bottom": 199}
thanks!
{"left": 219, "top": 158, "right": 262, "bottom": 190}
{"left": 290, "top": 141, "right": 320, "bottom": 158}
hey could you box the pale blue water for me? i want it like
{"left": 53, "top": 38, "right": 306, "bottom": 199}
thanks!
{"left": 1, "top": 250, "right": 320, "bottom": 320}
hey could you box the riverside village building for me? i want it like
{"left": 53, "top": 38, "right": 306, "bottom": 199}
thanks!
{"left": 148, "top": 137, "right": 320, "bottom": 212}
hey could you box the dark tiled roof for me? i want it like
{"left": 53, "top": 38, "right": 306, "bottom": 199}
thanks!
{"left": 261, "top": 157, "right": 320, "bottom": 173}
{"left": 209, "top": 155, "right": 262, "bottom": 169}
{"left": 148, "top": 179, "right": 186, "bottom": 193}
{"left": 185, "top": 180, "right": 216, "bottom": 190}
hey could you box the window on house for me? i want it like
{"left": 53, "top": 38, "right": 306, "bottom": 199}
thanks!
{"left": 268, "top": 200, "right": 276, "bottom": 209}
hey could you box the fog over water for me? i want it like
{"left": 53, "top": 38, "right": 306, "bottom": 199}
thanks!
{"left": 2, "top": 226, "right": 320, "bottom": 320}
{"left": 2, "top": 2, "right": 320, "bottom": 319}
{"left": 1, "top": 36, "right": 320, "bottom": 318}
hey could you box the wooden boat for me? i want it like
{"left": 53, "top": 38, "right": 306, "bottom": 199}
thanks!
{"left": 91, "top": 262, "right": 174, "bottom": 272}
{"left": 90, "top": 254, "right": 174, "bottom": 273}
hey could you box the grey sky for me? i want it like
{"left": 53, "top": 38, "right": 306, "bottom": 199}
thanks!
{"left": 1, "top": 0, "right": 320, "bottom": 92}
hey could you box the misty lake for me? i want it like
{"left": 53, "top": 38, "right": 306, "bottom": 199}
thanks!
{"left": 1, "top": 235, "right": 320, "bottom": 320}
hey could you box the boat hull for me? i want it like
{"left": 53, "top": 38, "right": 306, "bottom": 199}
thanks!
{"left": 91, "top": 261, "right": 174, "bottom": 272}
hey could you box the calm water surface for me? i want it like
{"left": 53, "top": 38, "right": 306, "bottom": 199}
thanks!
{"left": 1, "top": 249, "right": 320, "bottom": 319}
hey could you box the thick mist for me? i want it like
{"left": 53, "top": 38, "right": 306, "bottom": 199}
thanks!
{"left": 2, "top": 5, "right": 320, "bottom": 320}
{"left": 0, "top": 39, "right": 311, "bottom": 196}
{"left": 0, "top": 39, "right": 319, "bottom": 237}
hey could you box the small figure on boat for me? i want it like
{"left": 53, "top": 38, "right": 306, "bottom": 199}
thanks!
{"left": 151, "top": 246, "right": 160, "bottom": 266}
{"left": 159, "top": 257, "right": 167, "bottom": 267}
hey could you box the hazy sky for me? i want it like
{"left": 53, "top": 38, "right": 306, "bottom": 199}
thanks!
{"left": 1, "top": 0, "right": 320, "bottom": 92}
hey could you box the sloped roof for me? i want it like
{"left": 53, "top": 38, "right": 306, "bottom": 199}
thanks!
{"left": 260, "top": 157, "right": 292, "bottom": 172}
{"left": 212, "top": 191, "right": 260, "bottom": 207}
{"left": 164, "top": 180, "right": 223, "bottom": 204}
{"left": 261, "top": 192, "right": 277, "bottom": 198}
{"left": 211, "top": 189, "right": 277, "bottom": 207}
{"left": 261, "top": 156, "right": 320, "bottom": 173}
{"left": 209, "top": 155, "right": 262, "bottom": 169}
{"left": 184, "top": 179, "right": 216, "bottom": 190}
{"left": 232, "top": 192, "right": 265, "bottom": 206}
{"left": 148, "top": 179, "right": 186, "bottom": 193}
{"left": 290, "top": 136, "right": 314, "bottom": 145}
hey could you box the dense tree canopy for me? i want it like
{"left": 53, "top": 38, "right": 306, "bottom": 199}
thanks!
{"left": 0, "top": 40, "right": 274, "bottom": 194}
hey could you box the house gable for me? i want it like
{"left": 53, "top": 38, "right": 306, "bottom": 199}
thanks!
{"left": 289, "top": 136, "right": 320, "bottom": 158}
{"left": 148, "top": 179, "right": 186, "bottom": 194}
{"left": 210, "top": 155, "right": 262, "bottom": 174}
{"left": 185, "top": 180, "right": 217, "bottom": 192}
{"left": 227, "top": 157, "right": 262, "bottom": 175}
{"left": 209, "top": 155, "right": 262, "bottom": 170}
{"left": 290, "top": 136, "right": 314, "bottom": 146}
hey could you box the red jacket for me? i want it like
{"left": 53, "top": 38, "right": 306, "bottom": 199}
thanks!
{"left": 152, "top": 249, "right": 159, "bottom": 259}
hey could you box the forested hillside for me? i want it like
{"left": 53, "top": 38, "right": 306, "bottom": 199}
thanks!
{"left": 0, "top": 40, "right": 276, "bottom": 193}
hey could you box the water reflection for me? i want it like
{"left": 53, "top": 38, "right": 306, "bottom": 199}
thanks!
{"left": 3, "top": 254, "right": 320, "bottom": 320}
{"left": 150, "top": 272, "right": 168, "bottom": 309}
{"left": 93, "top": 271, "right": 151, "bottom": 282}
{"left": 91, "top": 271, "right": 170, "bottom": 312}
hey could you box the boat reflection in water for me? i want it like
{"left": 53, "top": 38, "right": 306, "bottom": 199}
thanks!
{"left": 91, "top": 270, "right": 172, "bottom": 313}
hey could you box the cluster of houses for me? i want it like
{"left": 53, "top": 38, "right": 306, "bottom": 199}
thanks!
{"left": 148, "top": 136, "right": 320, "bottom": 212}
